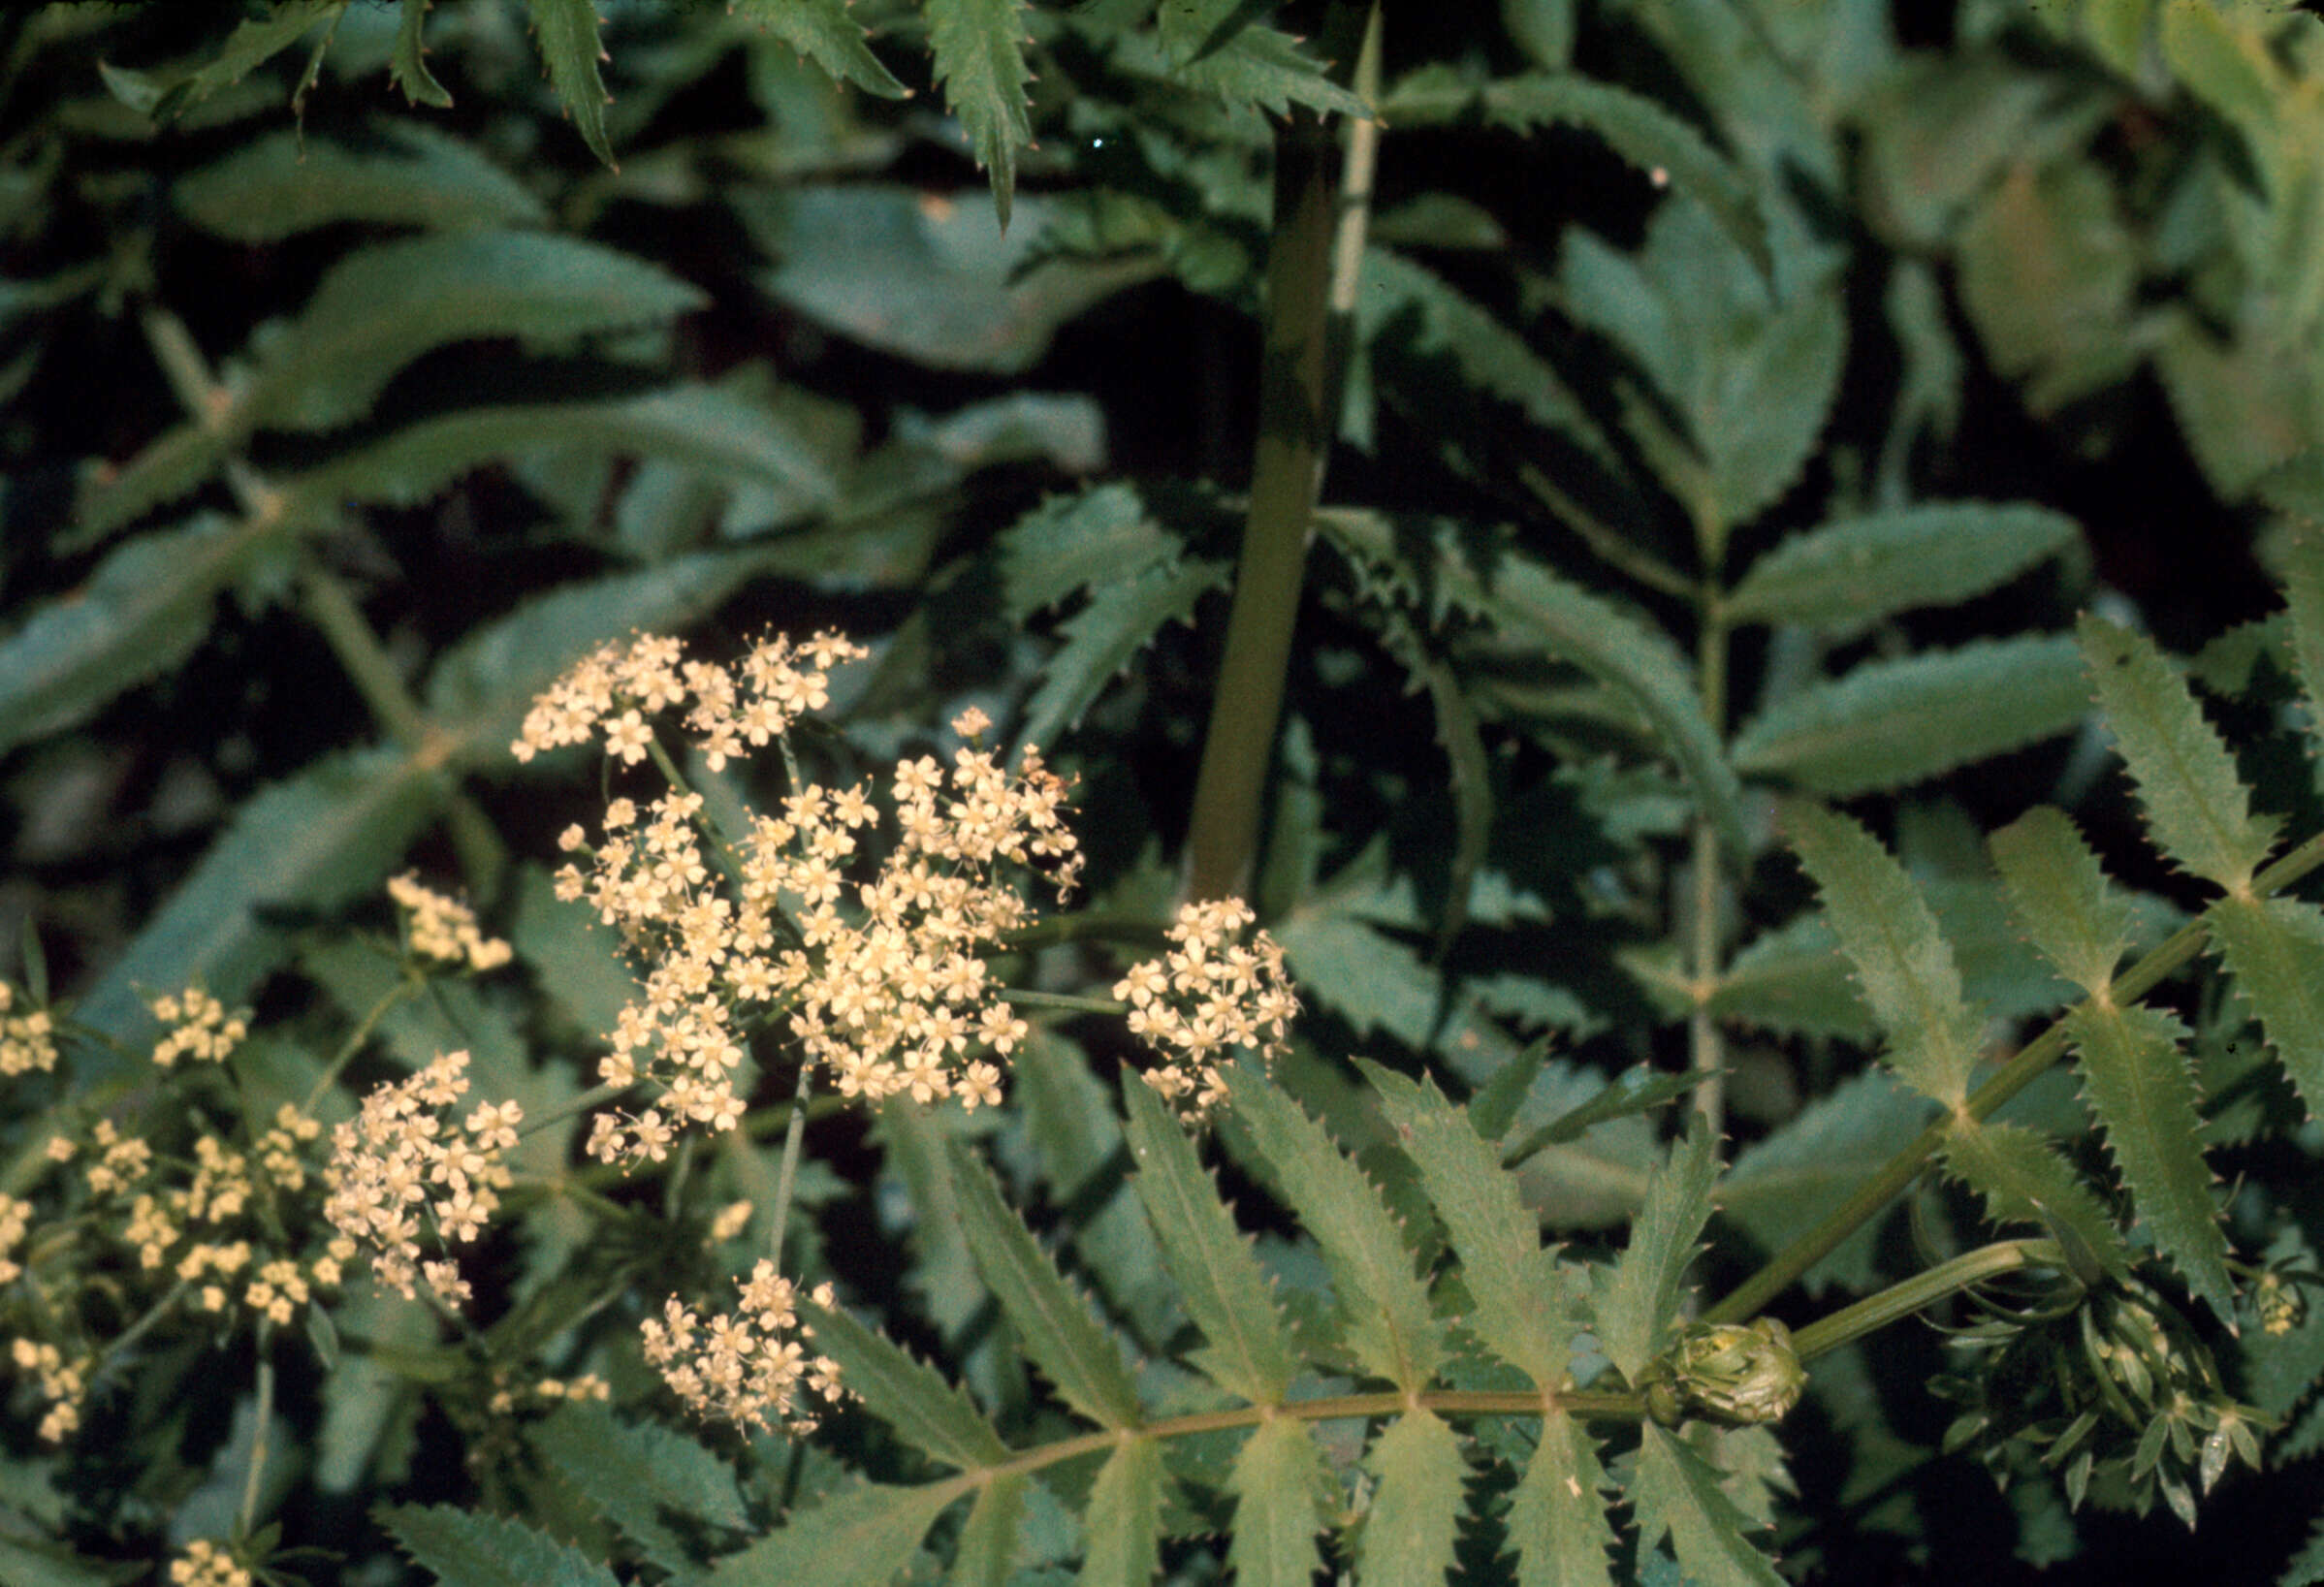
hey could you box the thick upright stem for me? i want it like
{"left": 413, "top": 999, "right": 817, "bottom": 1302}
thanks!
{"left": 1688, "top": 588, "right": 1729, "bottom": 1131}
{"left": 1183, "top": 4, "right": 1376, "bottom": 904}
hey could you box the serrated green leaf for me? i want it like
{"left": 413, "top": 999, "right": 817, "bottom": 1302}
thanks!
{"left": 377, "top": 1504, "right": 621, "bottom": 1587}
{"left": 145, "top": 0, "right": 343, "bottom": 119}
{"left": 2062, "top": 1001, "right": 2234, "bottom": 1325}
{"left": 1121, "top": 1076, "right": 1296, "bottom": 1405}
{"left": 524, "top": 0, "right": 616, "bottom": 167}
{"left": 1357, "top": 247, "right": 1614, "bottom": 464}
{"left": 2281, "top": 1507, "right": 2324, "bottom": 1587}
{"left": 1941, "top": 1118, "right": 2127, "bottom": 1274}
{"left": 734, "top": 0, "right": 909, "bottom": 99}
{"left": 748, "top": 186, "right": 1158, "bottom": 373}
{"left": 176, "top": 122, "right": 545, "bottom": 241}
{"left": 1701, "top": 913, "right": 1876, "bottom": 1042}
{"left": 1224, "top": 1063, "right": 1444, "bottom": 1389}
{"left": 1226, "top": 1417, "right": 1328, "bottom": 1587}
{"left": 1271, "top": 909, "right": 1442, "bottom": 1050}
{"left": 950, "top": 1473, "right": 1027, "bottom": 1587}
{"left": 2211, "top": 895, "right": 2324, "bottom": 1122}
{"left": 1019, "top": 557, "right": 1226, "bottom": 752}
{"left": 928, "top": 0, "right": 1032, "bottom": 226}
{"left": 1735, "top": 635, "right": 2091, "bottom": 796}
{"left": 1506, "top": 1412, "right": 1614, "bottom": 1587}
{"left": 531, "top": 1403, "right": 747, "bottom": 1575}
{"left": 76, "top": 745, "right": 441, "bottom": 1045}
{"left": 1723, "top": 1068, "right": 1933, "bottom": 1295}
{"left": 1383, "top": 68, "right": 1765, "bottom": 276}
{"left": 947, "top": 1138, "right": 1143, "bottom": 1429}
{"left": 877, "top": 1105, "right": 984, "bottom": 1336}
{"left": 1164, "top": 24, "right": 1369, "bottom": 119}
{"left": 2160, "top": 0, "right": 2283, "bottom": 138}
{"left": 1725, "top": 502, "right": 2078, "bottom": 636}
{"left": 1784, "top": 802, "right": 1985, "bottom": 1107}
{"left": 797, "top": 1298, "right": 1009, "bottom": 1472}
{"left": 2080, "top": 614, "right": 2279, "bottom": 891}
{"left": 302, "top": 388, "right": 838, "bottom": 521}
{"left": 1355, "top": 1410, "right": 1465, "bottom": 1587}
{"left": 246, "top": 232, "right": 705, "bottom": 433}
{"left": 1321, "top": 516, "right": 1745, "bottom": 856}
{"left": 998, "top": 484, "right": 1175, "bottom": 622}
{"left": 1362, "top": 1063, "right": 1574, "bottom": 1387}
{"left": 1631, "top": 1423, "right": 1785, "bottom": 1587}
{"left": 0, "top": 513, "right": 288, "bottom": 755}
{"left": 1080, "top": 1436, "right": 1165, "bottom": 1587}
{"left": 1509, "top": 1063, "right": 1710, "bottom": 1158}
{"left": 0, "top": 1533, "right": 133, "bottom": 1587}
{"left": 392, "top": 0, "right": 453, "bottom": 107}
{"left": 1990, "top": 807, "right": 2138, "bottom": 997}
{"left": 698, "top": 1479, "right": 958, "bottom": 1587}
{"left": 1595, "top": 1121, "right": 1717, "bottom": 1381}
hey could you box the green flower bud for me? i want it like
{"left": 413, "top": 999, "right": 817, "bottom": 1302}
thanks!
{"left": 1640, "top": 1317, "right": 1806, "bottom": 1428}
{"left": 2255, "top": 1271, "right": 2307, "bottom": 1338}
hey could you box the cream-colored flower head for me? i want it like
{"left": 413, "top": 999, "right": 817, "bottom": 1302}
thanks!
{"left": 642, "top": 1262, "right": 847, "bottom": 1433}
{"left": 1114, "top": 898, "right": 1298, "bottom": 1116}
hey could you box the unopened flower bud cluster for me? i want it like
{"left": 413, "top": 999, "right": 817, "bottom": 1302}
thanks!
{"left": 641, "top": 1260, "right": 846, "bottom": 1432}
{"left": 525, "top": 634, "right": 1085, "bottom": 1166}
{"left": 488, "top": 1371, "right": 613, "bottom": 1415}
{"left": 1113, "top": 899, "right": 1299, "bottom": 1114}
{"left": 321, "top": 1049, "right": 521, "bottom": 1308}
{"left": 388, "top": 873, "right": 514, "bottom": 971}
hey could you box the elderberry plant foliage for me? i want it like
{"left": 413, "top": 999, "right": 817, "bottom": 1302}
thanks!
{"left": 12, "top": 0, "right": 2324, "bottom": 1583}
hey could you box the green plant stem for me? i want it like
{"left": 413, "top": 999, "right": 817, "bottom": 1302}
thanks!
{"left": 1689, "top": 586, "right": 1730, "bottom": 1132}
{"left": 907, "top": 1383, "right": 1643, "bottom": 1505}
{"left": 1707, "top": 825, "right": 2324, "bottom": 1325}
{"left": 1518, "top": 462, "right": 1697, "bottom": 603}
{"left": 518, "top": 1080, "right": 630, "bottom": 1142}
{"left": 998, "top": 988, "right": 1124, "bottom": 1016}
{"left": 302, "top": 968, "right": 424, "bottom": 1113}
{"left": 1788, "top": 1238, "right": 2065, "bottom": 1362}
{"left": 765, "top": 1060, "right": 812, "bottom": 1270}
{"left": 238, "top": 1339, "right": 275, "bottom": 1537}
{"left": 1183, "top": 4, "right": 1374, "bottom": 903}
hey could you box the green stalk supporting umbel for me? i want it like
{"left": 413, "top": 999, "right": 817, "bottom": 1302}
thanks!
{"left": 1183, "top": 6, "right": 1376, "bottom": 903}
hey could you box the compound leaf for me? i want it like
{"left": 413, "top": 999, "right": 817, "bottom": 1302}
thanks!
{"left": 529, "top": 1403, "right": 747, "bottom": 1575}
{"left": 1017, "top": 556, "right": 1227, "bottom": 752}
{"left": 1990, "top": 806, "right": 2137, "bottom": 997}
{"left": 1080, "top": 1437, "right": 1166, "bottom": 1587}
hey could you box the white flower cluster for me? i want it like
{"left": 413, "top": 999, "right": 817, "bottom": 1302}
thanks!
{"left": 1114, "top": 899, "right": 1299, "bottom": 1115}
{"left": 0, "top": 981, "right": 56, "bottom": 1077}
{"left": 388, "top": 873, "right": 513, "bottom": 971}
{"left": 641, "top": 1260, "right": 846, "bottom": 1433}
{"left": 529, "top": 634, "right": 1083, "bottom": 1165}
{"left": 148, "top": 988, "right": 247, "bottom": 1068}
{"left": 321, "top": 1050, "right": 522, "bottom": 1308}
{"left": 511, "top": 629, "right": 862, "bottom": 770}
{"left": 8, "top": 1338, "right": 85, "bottom": 1442}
